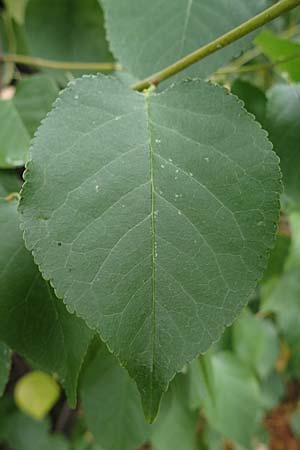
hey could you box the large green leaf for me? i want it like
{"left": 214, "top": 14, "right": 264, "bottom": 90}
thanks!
{"left": 20, "top": 75, "right": 280, "bottom": 420}
{"left": 0, "top": 342, "right": 11, "bottom": 396}
{"left": 0, "top": 199, "right": 93, "bottom": 406}
{"left": 24, "top": 0, "right": 113, "bottom": 82}
{"left": 14, "top": 75, "right": 59, "bottom": 137}
{"left": 101, "top": 0, "right": 265, "bottom": 82}
{"left": 256, "top": 30, "right": 300, "bottom": 82}
{"left": 266, "top": 84, "right": 300, "bottom": 211}
{"left": 0, "top": 100, "right": 30, "bottom": 168}
{"left": 81, "top": 343, "right": 149, "bottom": 450}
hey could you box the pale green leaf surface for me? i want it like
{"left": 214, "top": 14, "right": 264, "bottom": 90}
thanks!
{"left": 4, "top": 0, "right": 28, "bottom": 24}
{"left": 14, "top": 75, "right": 59, "bottom": 137}
{"left": 81, "top": 343, "right": 149, "bottom": 450}
{"left": 199, "top": 352, "right": 263, "bottom": 448}
{"left": 101, "top": 0, "right": 265, "bottom": 83}
{"left": 266, "top": 84, "right": 300, "bottom": 211}
{"left": 20, "top": 75, "right": 280, "bottom": 420}
{"left": 0, "top": 100, "right": 30, "bottom": 168}
{"left": 0, "top": 342, "right": 11, "bottom": 396}
{"left": 0, "top": 200, "right": 93, "bottom": 406}
{"left": 232, "top": 310, "right": 279, "bottom": 379}
{"left": 25, "top": 0, "right": 113, "bottom": 83}
{"left": 151, "top": 374, "right": 198, "bottom": 450}
{"left": 0, "top": 171, "right": 22, "bottom": 198}
{"left": 262, "top": 269, "right": 300, "bottom": 345}
{"left": 256, "top": 30, "right": 300, "bottom": 81}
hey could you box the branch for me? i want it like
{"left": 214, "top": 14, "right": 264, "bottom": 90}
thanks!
{"left": 0, "top": 54, "right": 118, "bottom": 72}
{"left": 214, "top": 53, "right": 300, "bottom": 76}
{"left": 132, "top": 0, "right": 300, "bottom": 91}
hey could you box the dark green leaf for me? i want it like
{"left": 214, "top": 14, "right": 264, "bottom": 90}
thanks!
{"left": 262, "top": 233, "right": 291, "bottom": 282}
{"left": 0, "top": 342, "right": 11, "bottom": 396}
{"left": 0, "top": 100, "right": 30, "bottom": 168}
{"left": 0, "top": 199, "right": 93, "bottom": 406}
{"left": 231, "top": 79, "right": 267, "bottom": 126}
{"left": 266, "top": 83, "right": 300, "bottom": 211}
{"left": 81, "top": 343, "right": 149, "bottom": 450}
{"left": 25, "top": 0, "right": 113, "bottom": 82}
{"left": 0, "top": 171, "right": 22, "bottom": 198}
{"left": 101, "top": 0, "right": 265, "bottom": 82}
{"left": 20, "top": 75, "right": 281, "bottom": 420}
{"left": 14, "top": 75, "right": 59, "bottom": 137}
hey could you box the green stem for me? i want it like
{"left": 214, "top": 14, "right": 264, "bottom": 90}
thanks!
{"left": 132, "top": 0, "right": 300, "bottom": 91}
{"left": 0, "top": 54, "right": 118, "bottom": 72}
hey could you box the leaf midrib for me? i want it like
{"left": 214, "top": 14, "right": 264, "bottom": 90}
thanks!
{"left": 145, "top": 92, "right": 156, "bottom": 409}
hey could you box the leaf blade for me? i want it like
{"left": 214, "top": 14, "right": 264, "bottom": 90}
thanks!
{"left": 20, "top": 75, "right": 281, "bottom": 420}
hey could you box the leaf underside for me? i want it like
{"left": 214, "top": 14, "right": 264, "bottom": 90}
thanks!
{"left": 20, "top": 75, "right": 280, "bottom": 420}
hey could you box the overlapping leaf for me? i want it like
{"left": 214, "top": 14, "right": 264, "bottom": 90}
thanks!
{"left": 25, "top": 0, "right": 113, "bottom": 82}
{"left": 0, "top": 100, "right": 30, "bottom": 168}
{"left": 266, "top": 84, "right": 300, "bottom": 211}
{"left": 20, "top": 75, "right": 280, "bottom": 420}
{"left": 81, "top": 343, "right": 149, "bottom": 450}
{"left": 0, "top": 199, "right": 93, "bottom": 406}
{"left": 101, "top": 0, "right": 266, "bottom": 82}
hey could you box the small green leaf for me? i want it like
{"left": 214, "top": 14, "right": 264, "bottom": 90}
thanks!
{"left": 262, "top": 268, "right": 300, "bottom": 346}
{"left": 14, "top": 371, "right": 60, "bottom": 421}
{"left": 101, "top": 0, "right": 265, "bottom": 82}
{"left": 20, "top": 75, "right": 281, "bottom": 421}
{"left": 81, "top": 343, "right": 150, "bottom": 450}
{"left": 256, "top": 30, "right": 300, "bottom": 81}
{"left": 14, "top": 75, "right": 59, "bottom": 137}
{"left": 0, "top": 342, "right": 11, "bottom": 396}
{"left": 198, "top": 352, "right": 263, "bottom": 448}
{"left": 151, "top": 374, "right": 198, "bottom": 450}
{"left": 0, "top": 100, "right": 30, "bottom": 168}
{"left": 232, "top": 310, "right": 279, "bottom": 379}
{"left": 266, "top": 84, "right": 300, "bottom": 211}
{"left": 0, "top": 199, "right": 93, "bottom": 407}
